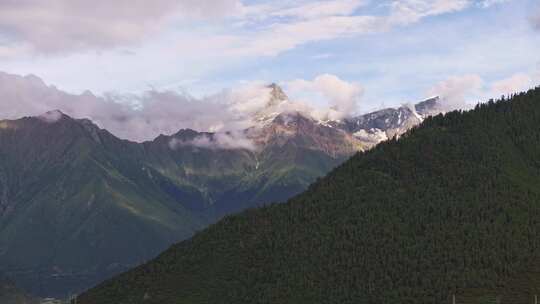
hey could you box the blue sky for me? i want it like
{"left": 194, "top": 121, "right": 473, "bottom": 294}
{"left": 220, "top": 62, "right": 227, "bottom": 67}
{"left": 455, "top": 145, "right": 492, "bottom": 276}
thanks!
{"left": 0, "top": 0, "right": 539, "bottom": 118}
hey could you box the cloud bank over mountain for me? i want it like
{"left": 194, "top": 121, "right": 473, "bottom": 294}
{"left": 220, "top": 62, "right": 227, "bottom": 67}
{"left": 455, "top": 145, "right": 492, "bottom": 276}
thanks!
{"left": 0, "top": 72, "right": 365, "bottom": 142}
{"left": 0, "top": 0, "right": 532, "bottom": 112}
{"left": 0, "top": 72, "right": 259, "bottom": 141}
{"left": 0, "top": 69, "right": 536, "bottom": 143}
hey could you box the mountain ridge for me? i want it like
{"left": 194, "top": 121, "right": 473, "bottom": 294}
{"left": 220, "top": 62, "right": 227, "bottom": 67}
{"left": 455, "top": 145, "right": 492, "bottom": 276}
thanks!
{"left": 78, "top": 88, "right": 540, "bottom": 304}
{"left": 0, "top": 84, "right": 443, "bottom": 298}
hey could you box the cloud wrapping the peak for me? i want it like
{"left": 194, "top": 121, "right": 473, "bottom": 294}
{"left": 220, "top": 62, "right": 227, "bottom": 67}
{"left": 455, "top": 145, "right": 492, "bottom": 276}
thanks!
{"left": 427, "top": 74, "right": 483, "bottom": 110}
{"left": 287, "top": 74, "right": 363, "bottom": 120}
{"left": 0, "top": 72, "right": 369, "bottom": 142}
{"left": 38, "top": 110, "right": 64, "bottom": 123}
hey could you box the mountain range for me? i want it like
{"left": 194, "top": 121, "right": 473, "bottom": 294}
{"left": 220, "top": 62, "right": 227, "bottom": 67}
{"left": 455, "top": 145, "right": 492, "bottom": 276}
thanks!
{"left": 79, "top": 88, "right": 540, "bottom": 304}
{"left": 0, "top": 83, "right": 442, "bottom": 297}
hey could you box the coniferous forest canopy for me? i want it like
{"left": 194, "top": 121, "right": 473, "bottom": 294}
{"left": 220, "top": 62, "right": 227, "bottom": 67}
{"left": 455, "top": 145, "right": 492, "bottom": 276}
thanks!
{"left": 78, "top": 88, "right": 540, "bottom": 303}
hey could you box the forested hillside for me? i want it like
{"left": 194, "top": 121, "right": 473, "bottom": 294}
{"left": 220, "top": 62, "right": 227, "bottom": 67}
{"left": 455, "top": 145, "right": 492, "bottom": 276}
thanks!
{"left": 79, "top": 87, "right": 540, "bottom": 303}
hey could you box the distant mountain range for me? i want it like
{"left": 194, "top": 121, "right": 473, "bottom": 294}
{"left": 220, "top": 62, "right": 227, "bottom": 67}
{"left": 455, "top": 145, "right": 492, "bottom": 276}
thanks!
{"left": 0, "top": 83, "right": 442, "bottom": 297}
{"left": 79, "top": 88, "right": 540, "bottom": 304}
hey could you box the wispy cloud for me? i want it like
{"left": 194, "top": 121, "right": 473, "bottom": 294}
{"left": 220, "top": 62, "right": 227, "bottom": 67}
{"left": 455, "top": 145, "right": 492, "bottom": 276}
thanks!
{"left": 479, "top": 0, "right": 510, "bottom": 8}
{"left": 180, "top": 0, "right": 483, "bottom": 59}
{"left": 0, "top": 0, "right": 500, "bottom": 59}
{"left": 169, "top": 131, "right": 256, "bottom": 151}
{"left": 0, "top": 0, "right": 531, "bottom": 123}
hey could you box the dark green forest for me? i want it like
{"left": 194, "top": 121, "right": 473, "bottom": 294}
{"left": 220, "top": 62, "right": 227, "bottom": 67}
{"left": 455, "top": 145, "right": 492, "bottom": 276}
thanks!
{"left": 79, "top": 87, "right": 540, "bottom": 303}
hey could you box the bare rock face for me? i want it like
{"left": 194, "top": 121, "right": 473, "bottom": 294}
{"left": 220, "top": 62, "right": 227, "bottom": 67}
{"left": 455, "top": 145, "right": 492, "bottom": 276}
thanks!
{"left": 249, "top": 112, "right": 365, "bottom": 158}
{"left": 267, "top": 83, "right": 288, "bottom": 106}
{"left": 331, "top": 96, "right": 443, "bottom": 148}
{"left": 251, "top": 85, "right": 443, "bottom": 153}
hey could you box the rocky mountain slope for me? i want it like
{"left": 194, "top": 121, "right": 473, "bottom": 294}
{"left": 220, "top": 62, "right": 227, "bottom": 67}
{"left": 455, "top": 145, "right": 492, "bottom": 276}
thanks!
{"left": 0, "top": 84, "right": 442, "bottom": 298}
{"left": 79, "top": 88, "right": 540, "bottom": 304}
{"left": 333, "top": 96, "right": 441, "bottom": 146}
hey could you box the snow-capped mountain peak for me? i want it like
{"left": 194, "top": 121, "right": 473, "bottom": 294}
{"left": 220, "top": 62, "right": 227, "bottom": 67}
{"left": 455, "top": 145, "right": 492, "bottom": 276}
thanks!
{"left": 253, "top": 83, "right": 293, "bottom": 125}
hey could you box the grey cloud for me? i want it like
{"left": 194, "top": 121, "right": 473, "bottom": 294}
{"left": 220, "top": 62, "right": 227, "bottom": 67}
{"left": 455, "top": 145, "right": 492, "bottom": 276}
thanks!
{"left": 37, "top": 110, "right": 64, "bottom": 123}
{"left": 0, "top": 72, "right": 371, "bottom": 146}
{"left": 0, "top": 72, "right": 269, "bottom": 142}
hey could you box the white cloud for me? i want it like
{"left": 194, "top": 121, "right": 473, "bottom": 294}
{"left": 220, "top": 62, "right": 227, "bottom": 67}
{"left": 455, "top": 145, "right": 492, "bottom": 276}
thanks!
{"left": 266, "top": 0, "right": 365, "bottom": 20}
{"left": 179, "top": 0, "right": 489, "bottom": 60}
{"left": 479, "top": 0, "right": 510, "bottom": 8}
{"left": 531, "top": 8, "right": 540, "bottom": 31}
{"left": 490, "top": 73, "right": 532, "bottom": 96}
{"left": 0, "top": 0, "right": 241, "bottom": 55}
{"left": 287, "top": 74, "right": 363, "bottom": 120}
{"left": 0, "top": 0, "right": 504, "bottom": 60}
{"left": 427, "top": 74, "right": 484, "bottom": 110}
{"left": 169, "top": 131, "right": 256, "bottom": 151}
{"left": 311, "top": 53, "right": 334, "bottom": 60}
{"left": 426, "top": 71, "right": 536, "bottom": 112}
{"left": 534, "top": 63, "right": 540, "bottom": 83}
{"left": 0, "top": 71, "right": 367, "bottom": 141}
{"left": 388, "top": 0, "right": 470, "bottom": 26}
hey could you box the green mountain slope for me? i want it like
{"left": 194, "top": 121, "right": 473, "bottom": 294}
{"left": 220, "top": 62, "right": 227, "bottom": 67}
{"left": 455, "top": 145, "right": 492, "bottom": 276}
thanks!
{"left": 0, "top": 110, "right": 360, "bottom": 298}
{"left": 0, "top": 114, "right": 206, "bottom": 297}
{"left": 144, "top": 112, "right": 360, "bottom": 219}
{"left": 79, "top": 88, "right": 540, "bottom": 304}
